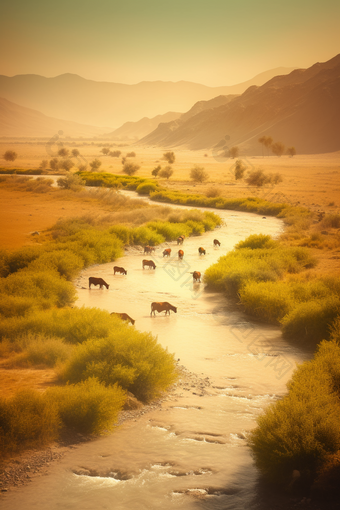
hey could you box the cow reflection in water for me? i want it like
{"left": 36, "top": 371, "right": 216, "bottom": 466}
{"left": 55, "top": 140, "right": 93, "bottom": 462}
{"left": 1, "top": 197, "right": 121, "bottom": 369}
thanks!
{"left": 151, "top": 302, "right": 177, "bottom": 316}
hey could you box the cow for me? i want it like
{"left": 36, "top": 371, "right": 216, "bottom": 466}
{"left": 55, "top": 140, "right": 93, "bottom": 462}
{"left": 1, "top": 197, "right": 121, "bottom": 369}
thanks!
{"left": 198, "top": 247, "right": 206, "bottom": 255}
{"left": 144, "top": 245, "right": 155, "bottom": 254}
{"left": 151, "top": 302, "right": 177, "bottom": 316}
{"left": 177, "top": 235, "right": 185, "bottom": 245}
{"left": 213, "top": 239, "right": 221, "bottom": 247}
{"left": 142, "top": 259, "right": 156, "bottom": 269}
{"left": 89, "top": 277, "right": 109, "bottom": 289}
{"left": 163, "top": 248, "right": 171, "bottom": 257}
{"left": 178, "top": 249, "right": 184, "bottom": 259}
{"left": 191, "top": 271, "right": 201, "bottom": 282}
{"left": 113, "top": 266, "right": 127, "bottom": 275}
{"left": 111, "top": 312, "right": 135, "bottom": 325}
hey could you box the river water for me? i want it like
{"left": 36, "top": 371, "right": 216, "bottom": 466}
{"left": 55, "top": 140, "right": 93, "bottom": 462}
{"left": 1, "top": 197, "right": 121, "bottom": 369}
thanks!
{"left": 2, "top": 198, "right": 311, "bottom": 510}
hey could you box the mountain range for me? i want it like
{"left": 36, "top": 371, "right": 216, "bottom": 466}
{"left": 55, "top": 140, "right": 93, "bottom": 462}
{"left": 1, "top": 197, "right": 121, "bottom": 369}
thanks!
{"left": 0, "top": 67, "right": 294, "bottom": 129}
{"left": 139, "top": 54, "right": 340, "bottom": 154}
{"left": 0, "top": 98, "right": 111, "bottom": 138}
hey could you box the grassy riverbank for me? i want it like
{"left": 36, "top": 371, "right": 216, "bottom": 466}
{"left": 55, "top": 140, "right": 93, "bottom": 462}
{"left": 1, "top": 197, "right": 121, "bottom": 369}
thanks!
{"left": 0, "top": 176, "right": 221, "bottom": 457}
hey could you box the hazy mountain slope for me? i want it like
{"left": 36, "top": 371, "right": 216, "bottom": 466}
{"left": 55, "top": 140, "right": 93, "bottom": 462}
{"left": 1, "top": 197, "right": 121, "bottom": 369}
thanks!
{"left": 0, "top": 97, "right": 111, "bottom": 137}
{"left": 139, "top": 55, "right": 340, "bottom": 154}
{"left": 0, "top": 67, "right": 294, "bottom": 128}
{"left": 108, "top": 111, "right": 182, "bottom": 140}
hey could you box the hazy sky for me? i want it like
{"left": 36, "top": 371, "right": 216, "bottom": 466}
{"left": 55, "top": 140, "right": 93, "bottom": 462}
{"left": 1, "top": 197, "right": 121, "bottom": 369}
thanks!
{"left": 1, "top": 0, "right": 339, "bottom": 86}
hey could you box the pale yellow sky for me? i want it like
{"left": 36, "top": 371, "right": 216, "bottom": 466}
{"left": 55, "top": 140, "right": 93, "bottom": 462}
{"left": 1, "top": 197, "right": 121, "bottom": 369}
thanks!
{"left": 1, "top": 0, "right": 339, "bottom": 86}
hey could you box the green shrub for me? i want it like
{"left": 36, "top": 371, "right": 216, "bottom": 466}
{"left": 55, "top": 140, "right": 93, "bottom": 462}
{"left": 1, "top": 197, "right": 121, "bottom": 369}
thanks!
{"left": 136, "top": 182, "right": 159, "bottom": 195}
{"left": 249, "top": 340, "right": 340, "bottom": 485}
{"left": 0, "top": 307, "right": 116, "bottom": 343}
{"left": 0, "top": 389, "right": 60, "bottom": 455}
{"left": 240, "top": 280, "right": 293, "bottom": 323}
{"left": 281, "top": 296, "right": 340, "bottom": 343}
{"left": 5, "top": 245, "right": 43, "bottom": 275}
{"left": 46, "top": 378, "right": 126, "bottom": 434}
{"left": 131, "top": 226, "right": 165, "bottom": 246}
{"left": 59, "top": 322, "right": 178, "bottom": 402}
{"left": 0, "top": 294, "right": 39, "bottom": 318}
{"left": 0, "top": 270, "right": 76, "bottom": 311}
{"left": 9, "top": 334, "right": 73, "bottom": 368}
{"left": 27, "top": 249, "right": 84, "bottom": 280}
{"left": 236, "top": 234, "right": 276, "bottom": 250}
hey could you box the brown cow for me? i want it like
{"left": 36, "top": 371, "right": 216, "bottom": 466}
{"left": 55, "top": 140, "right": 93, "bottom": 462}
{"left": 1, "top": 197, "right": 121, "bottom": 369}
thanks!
{"left": 89, "top": 277, "right": 109, "bottom": 289}
{"left": 144, "top": 245, "right": 155, "bottom": 254}
{"left": 178, "top": 249, "right": 184, "bottom": 259}
{"left": 163, "top": 248, "right": 171, "bottom": 257}
{"left": 198, "top": 247, "right": 206, "bottom": 255}
{"left": 191, "top": 271, "right": 201, "bottom": 282}
{"left": 111, "top": 312, "right": 135, "bottom": 325}
{"left": 113, "top": 266, "right": 127, "bottom": 275}
{"left": 151, "top": 302, "right": 177, "bottom": 316}
{"left": 142, "top": 259, "right": 156, "bottom": 269}
{"left": 177, "top": 235, "right": 185, "bottom": 245}
{"left": 213, "top": 239, "right": 221, "bottom": 247}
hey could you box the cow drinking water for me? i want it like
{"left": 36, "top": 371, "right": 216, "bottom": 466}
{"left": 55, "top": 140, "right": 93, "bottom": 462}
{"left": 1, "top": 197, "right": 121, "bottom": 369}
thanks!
{"left": 142, "top": 259, "right": 156, "bottom": 269}
{"left": 151, "top": 302, "right": 177, "bottom": 316}
{"left": 113, "top": 266, "right": 127, "bottom": 275}
{"left": 89, "top": 277, "right": 109, "bottom": 289}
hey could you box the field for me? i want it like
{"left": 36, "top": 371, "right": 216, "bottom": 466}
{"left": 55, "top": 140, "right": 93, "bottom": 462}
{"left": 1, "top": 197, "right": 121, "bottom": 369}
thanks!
{"left": 1, "top": 141, "right": 340, "bottom": 395}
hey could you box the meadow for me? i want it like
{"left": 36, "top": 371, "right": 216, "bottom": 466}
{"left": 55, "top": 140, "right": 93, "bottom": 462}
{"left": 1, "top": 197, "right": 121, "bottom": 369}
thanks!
{"left": 1, "top": 140, "right": 340, "bottom": 494}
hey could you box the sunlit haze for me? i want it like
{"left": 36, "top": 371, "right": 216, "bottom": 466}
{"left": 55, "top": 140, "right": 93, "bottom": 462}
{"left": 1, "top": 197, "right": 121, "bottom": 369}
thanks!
{"left": 1, "top": 0, "right": 339, "bottom": 86}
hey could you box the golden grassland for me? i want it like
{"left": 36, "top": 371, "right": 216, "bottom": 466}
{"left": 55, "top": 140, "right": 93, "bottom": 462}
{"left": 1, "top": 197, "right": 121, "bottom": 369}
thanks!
{"left": 0, "top": 142, "right": 340, "bottom": 398}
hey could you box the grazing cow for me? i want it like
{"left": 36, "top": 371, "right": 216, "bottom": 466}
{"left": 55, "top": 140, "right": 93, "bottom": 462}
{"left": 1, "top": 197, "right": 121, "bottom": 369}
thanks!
{"left": 178, "top": 249, "right": 184, "bottom": 260}
{"left": 111, "top": 312, "right": 135, "bottom": 325}
{"left": 89, "top": 277, "right": 109, "bottom": 289}
{"left": 213, "top": 239, "right": 221, "bottom": 247}
{"left": 113, "top": 266, "right": 127, "bottom": 275}
{"left": 163, "top": 248, "right": 171, "bottom": 257}
{"left": 142, "top": 259, "right": 156, "bottom": 269}
{"left": 144, "top": 245, "right": 155, "bottom": 254}
{"left": 198, "top": 247, "right": 206, "bottom": 255}
{"left": 177, "top": 235, "right": 185, "bottom": 245}
{"left": 151, "top": 302, "right": 177, "bottom": 316}
{"left": 191, "top": 271, "right": 201, "bottom": 282}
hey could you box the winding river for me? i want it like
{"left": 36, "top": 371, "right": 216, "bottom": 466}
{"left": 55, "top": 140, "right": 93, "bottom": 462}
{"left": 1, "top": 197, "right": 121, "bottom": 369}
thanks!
{"left": 2, "top": 197, "right": 311, "bottom": 510}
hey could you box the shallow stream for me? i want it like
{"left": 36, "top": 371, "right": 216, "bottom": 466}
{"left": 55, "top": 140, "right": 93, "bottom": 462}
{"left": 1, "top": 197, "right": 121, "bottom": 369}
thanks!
{"left": 2, "top": 198, "right": 311, "bottom": 509}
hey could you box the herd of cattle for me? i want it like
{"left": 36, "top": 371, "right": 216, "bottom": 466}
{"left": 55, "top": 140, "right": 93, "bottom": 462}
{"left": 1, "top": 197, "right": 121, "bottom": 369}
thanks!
{"left": 88, "top": 238, "right": 221, "bottom": 325}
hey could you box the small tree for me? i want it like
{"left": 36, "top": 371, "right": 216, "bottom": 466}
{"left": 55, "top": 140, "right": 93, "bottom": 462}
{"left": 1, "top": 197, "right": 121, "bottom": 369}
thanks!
{"left": 57, "top": 173, "right": 85, "bottom": 191}
{"left": 123, "top": 162, "right": 140, "bottom": 176}
{"left": 126, "top": 151, "right": 136, "bottom": 157}
{"left": 89, "top": 159, "right": 102, "bottom": 171}
{"left": 58, "top": 148, "right": 69, "bottom": 158}
{"left": 271, "top": 142, "right": 285, "bottom": 157}
{"left": 190, "top": 165, "right": 208, "bottom": 183}
{"left": 78, "top": 164, "right": 88, "bottom": 172}
{"left": 3, "top": 150, "right": 17, "bottom": 162}
{"left": 152, "top": 165, "right": 161, "bottom": 177}
{"left": 234, "top": 160, "right": 246, "bottom": 180}
{"left": 110, "top": 150, "right": 121, "bottom": 157}
{"left": 60, "top": 159, "right": 74, "bottom": 171}
{"left": 50, "top": 158, "right": 60, "bottom": 171}
{"left": 71, "top": 148, "right": 80, "bottom": 158}
{"left": 163, "top": 151, "right": 175, "bottom": 164}
{"left": 258, "top": 136, "right": 273, "bottom": 157}
{"left": 245, "top": 169, "right": 270, "bottom": 187}
{"left": 39, "top": 159, "right": 49, "bottom": 170}
{"left": 101, "top": 147, "right": 110, "bottom": 155}
{"left": 229, "top": 146, "right": 239, "bottom": 159}
{"left": 158, "top": 166, "right": 173, "bottom": 180}
{"left": 287, "top": 146, "right": 297, "bottom": 157}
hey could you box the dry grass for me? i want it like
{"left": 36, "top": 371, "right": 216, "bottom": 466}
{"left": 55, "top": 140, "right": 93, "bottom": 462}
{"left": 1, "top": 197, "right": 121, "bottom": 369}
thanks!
{"left": 1, "top": 141, "right": 340, "bottom": 397}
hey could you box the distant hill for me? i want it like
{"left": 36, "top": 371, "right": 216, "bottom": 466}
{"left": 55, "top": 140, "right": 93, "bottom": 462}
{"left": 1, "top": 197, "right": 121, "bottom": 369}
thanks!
{"left": 0, "top": 97, "right": 112, "bottom": 138}
{"left": 139, "top": 54, "right": 340, "bottom": 155}
{"left": 0, "top": 67, "right": 295, "bottom": 128}
{"left": 107, "top": 111, "right": 182, "bottom": 140}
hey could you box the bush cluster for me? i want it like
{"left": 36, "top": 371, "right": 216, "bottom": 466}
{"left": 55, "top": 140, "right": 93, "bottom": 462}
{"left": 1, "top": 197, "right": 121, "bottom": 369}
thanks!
{"left": 249, "top": 334, "right": 340, "bottom": 487}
